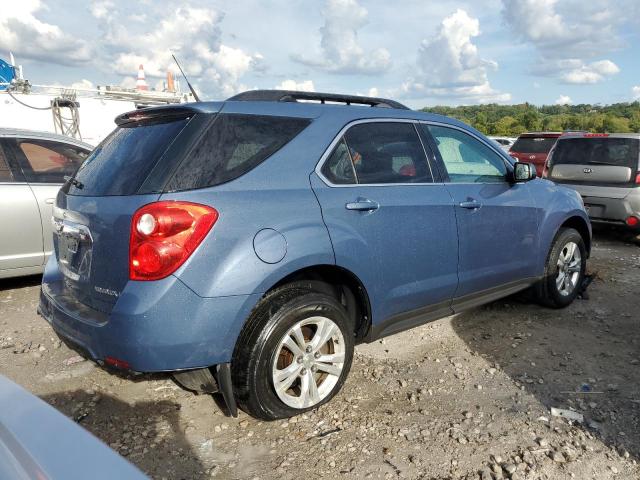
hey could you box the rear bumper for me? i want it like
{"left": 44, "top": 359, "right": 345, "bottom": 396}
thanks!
{"left": 581, "top": 195, "right": 640, "bottom": 229}
{"left": 558, "top": 184, "right": 640, "bottom": 227}
{"left": 38, "top": 261, "right": 260, "bottom": 372}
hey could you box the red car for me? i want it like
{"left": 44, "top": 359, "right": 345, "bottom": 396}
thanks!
{"left": 509, "top": 132, "right": 562, "bottom": 177}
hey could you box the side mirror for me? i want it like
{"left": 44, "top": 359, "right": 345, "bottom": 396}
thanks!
{"left": 513, "top": 162, "right": 537, "bottom": 182}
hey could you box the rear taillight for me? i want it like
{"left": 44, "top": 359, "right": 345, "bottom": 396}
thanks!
{"left": 626, "top": 216, "right": 640, "bottom": 228}
{"left": 635, "top": 173, "right": 640, "bottom": 185}
{"left": 129, "top": 201, "right": 218, "bottom": 281}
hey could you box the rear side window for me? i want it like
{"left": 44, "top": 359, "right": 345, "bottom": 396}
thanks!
{"left": 166, "top": 114, "right": 310, "bottom": 191}
{"left": 511, "top": 137, "right": 557, "bottom": 154}
{"left": 15, "top": 139, "right": 89, "bottom": 183}
{"left": 69, "top": 117, "right": 189, "bottom": 196}
{"left": 551, "top": 138, "right": 639, "bottom": 169}
{"left": 342, "top": 122, "right": 432, "bottom": 184}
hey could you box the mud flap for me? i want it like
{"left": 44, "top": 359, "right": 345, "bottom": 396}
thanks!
{"left": 216, "top": 363, "right": 238, "bottom": 418}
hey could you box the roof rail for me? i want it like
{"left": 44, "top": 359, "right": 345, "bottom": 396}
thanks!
{"left": 226, "top": 89, "right": 410, "bottom": 110}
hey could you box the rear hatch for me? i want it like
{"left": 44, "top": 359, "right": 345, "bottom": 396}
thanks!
{"left": 509, "top": 135, "right": 560, "bottom": 174}
{"left": 49, "top": 107, "right": 208, "bottom": 317}
{"left": 547, "top": 135, "right": 640, "bottom": 197}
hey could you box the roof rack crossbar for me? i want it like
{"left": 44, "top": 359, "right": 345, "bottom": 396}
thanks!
{"left": 226, "top": 90, "right": 409, "bottom": 110}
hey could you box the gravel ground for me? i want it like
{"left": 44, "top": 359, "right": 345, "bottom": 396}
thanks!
{"left": 1, "top": 228, "right": 639, "bottom": 480}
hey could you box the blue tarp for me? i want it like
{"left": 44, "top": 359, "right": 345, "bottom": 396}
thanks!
{"left": 0, "top": 59, "right": 16, "bottom": 90}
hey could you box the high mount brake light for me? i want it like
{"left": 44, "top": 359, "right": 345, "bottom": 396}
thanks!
{"left": 584, "top": 133, "right": 609, "bottom": 137}
{"left": 129, "top": 201, "right": 218, "bottom": 281}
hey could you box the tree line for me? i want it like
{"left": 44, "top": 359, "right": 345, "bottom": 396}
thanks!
{"left": 421, "top": 102, "right": 640, "bottom": 136}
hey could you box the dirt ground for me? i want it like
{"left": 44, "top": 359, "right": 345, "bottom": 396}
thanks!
{"left": 1, "top": 227, "right": 639, "bottom": 480}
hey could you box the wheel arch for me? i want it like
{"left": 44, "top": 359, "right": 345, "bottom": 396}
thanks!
{"left": 560, "top": 215, "right": 592, "bottom": 256}
{"left": 268, "top": 264, "right": 373, "bottom": 343}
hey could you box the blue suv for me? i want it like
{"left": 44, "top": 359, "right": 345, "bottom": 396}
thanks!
{"left": 39, "top": 90, "right": 591, "bottom": 420}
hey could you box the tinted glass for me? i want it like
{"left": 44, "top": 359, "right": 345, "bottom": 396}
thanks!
{"left": 511, "top": 137, "right": 557, "bottom": 154}
{"left": 167, "top": 114, "right": 310, "bottom": 191}
{"left": 552, "top": 138, "right": 639, "bottom": 169}
{"left": 426, "top": 125, "right": 507, "bottom": 183}
{"left": 69, "top": 117, "right": 188, "bottom": 196}
{"left": 322, "top": 139, "right": 356, "bottom": 184}
{"left": 16, "top": 139, "right": 89, "bottom": 183}
{"left": 0, "top": 145, "right": 13, "bottom": 182}
{"left": 343, "top": 122, "right": 432, "bottom": 184}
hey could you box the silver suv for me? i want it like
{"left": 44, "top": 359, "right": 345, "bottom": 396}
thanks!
{"left": 0, "top": 129, "right": 92, "bottom": 279}
{"left": 545, "top": 133, "right": 640, "bottom": 234}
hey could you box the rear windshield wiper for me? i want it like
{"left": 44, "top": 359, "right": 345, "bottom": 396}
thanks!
{"left": 64, "top": 175, "right": 84, "bottom": 189}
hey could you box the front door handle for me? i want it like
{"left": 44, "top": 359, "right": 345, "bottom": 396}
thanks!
{"left": 45, "top": 198, "right": 55, "bottom": 205}
{"left": 345, "top": 199, "right": 379, "bottom": 211}
{"left": 459, "top": 200, "right": 481, "bottom": 210}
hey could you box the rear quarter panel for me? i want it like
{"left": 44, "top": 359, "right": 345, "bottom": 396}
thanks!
{"left": 162, "top": 115, "right": 341, "bottom": 299}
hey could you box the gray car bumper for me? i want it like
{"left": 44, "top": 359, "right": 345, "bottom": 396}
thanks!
{"left": 558, "top": 183, "right": 640, "bottom": 228}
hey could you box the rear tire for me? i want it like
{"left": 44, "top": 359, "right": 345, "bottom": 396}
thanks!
{"left": 231, "top": 283, "right": 354, "bottom": 420}
{"left": 534, "top": 227, "right": 586, "bottom": 308}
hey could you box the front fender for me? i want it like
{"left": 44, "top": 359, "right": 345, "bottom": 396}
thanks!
{"left": 533, "top": 180, "right": 591, "bottom": 275}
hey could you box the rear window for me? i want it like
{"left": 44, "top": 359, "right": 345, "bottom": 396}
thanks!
{"left": 166, "top": 114, "right": 310, "bottom": 191}
{"left": 511, "top": 137, "right": 558, "bottom": 154}
{"left": 68, "top": 116, "right": 189, "bottom": 196}
{"left": 551, "top": 137, "right": 639, "bottom": 169}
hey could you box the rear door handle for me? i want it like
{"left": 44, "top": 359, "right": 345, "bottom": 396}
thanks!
{"left": 345, "top": 199, "right": 379, "bottom": 211}
{"left": 45, "top": 198, "right": 55, "bottom": 205}
{"left": 459, "top": 200, "right": 481, "bottom": 210}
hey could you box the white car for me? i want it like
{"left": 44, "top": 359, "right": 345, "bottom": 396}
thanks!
{"left": 0, "top": 129, "right": 92, "bottom": 278}
{"left": 488, "top": 136, "right": 516, "bottom": 151}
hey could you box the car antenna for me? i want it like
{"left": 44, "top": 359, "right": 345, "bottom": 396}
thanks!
{"left": 171, "top": 54, "right": 201, "bottom": 102}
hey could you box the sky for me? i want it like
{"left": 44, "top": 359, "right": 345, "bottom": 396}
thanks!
{"left": 1, "top": 0, "right": 639, "bottom": 109}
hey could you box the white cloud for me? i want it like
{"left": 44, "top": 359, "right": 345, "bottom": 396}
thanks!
{"left": 633, "top": 86, "right": 640, "bottom": 100}
{"left": 401, "top": 9, "right": 510, "bottom": 104}
{"left": 275, "top": 79, "right": 315, "bottom": 92}
{"left": 92, "top": 4, "right": 261, "bottom": 98}
{"left": 561, "top": 59, "right": 620, "bottom": 84}
{"left": 70, "top": 79, "right": 94, "bottom": 90}
{"left": 90, "top": 0, "right": 114, "bottom": 20}
{"left": 0, "top": 0, "right": 92, "bottom": 65}
{"left": 502, "top": 0, "right": 627, "bottom": 83}
{"left": 367, "top": 87, "right": 379, "bottom": 97}
{"left": 555, "top": 94, "right": 572, "bottom": 105}
{"left": 292, "top": 0, "right": 391, "bottom": 74}
{"left": 502, "top": 0, "right": 624, "bottom": 57}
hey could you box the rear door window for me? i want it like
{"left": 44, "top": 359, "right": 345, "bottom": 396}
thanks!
{"left": 321, "top": 139, "right": 356, "bottom": 184}
{"left": 511, "top": 137, "right": 557, "bottom": 154}
{"left": 552, "top": 138, "right": 639, "bottom": 169}
{"left": 341, "top": 122, "right": 432, "bottom": 184}
{"left": 166, "top": 114, "right": 310, "bottom": 191}
{"left": 69, "top": 116, "right": 189, "bottom": 196}
{"left": 13, "top": 139, "right": 89, "bottom": 183}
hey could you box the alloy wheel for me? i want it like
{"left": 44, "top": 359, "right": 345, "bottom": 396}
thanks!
{"left": 271, "top": 316, "right": 345, "bottom": 409}
{"left": 556, "top": 241, "right": 582, "bottom": 296}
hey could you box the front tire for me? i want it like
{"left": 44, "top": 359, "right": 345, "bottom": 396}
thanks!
{"left": 535, "top": 227, "right": 586, "bottom": 308}
{"left": 232, "top": 284, "right": 354, "bottom": 420}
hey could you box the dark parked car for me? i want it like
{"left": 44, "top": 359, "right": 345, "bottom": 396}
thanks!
{"left": 509, "top": 132, "right": 562, "bottom": 177}
{"left": 544, "top": 132, "right": 640, "bottom": 233}
{"left": 39, "top": 90, "right": 591, "bottom": 420}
